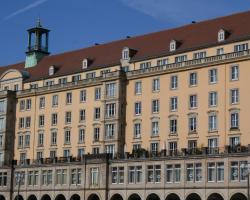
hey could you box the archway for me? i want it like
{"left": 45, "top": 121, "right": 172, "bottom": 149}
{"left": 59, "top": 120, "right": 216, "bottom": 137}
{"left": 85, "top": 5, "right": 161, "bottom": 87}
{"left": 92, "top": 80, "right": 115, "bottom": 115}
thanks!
{"left": 207, "top": 193, "right": 223, "bottom": 200}
{"left": 14, "top": 195, "right": 24, "bottom": 200}
{"left": 186, "top": 193, "right": 201, "bottom": 200}
{"left": 230, "top": 193, "right": 247, "bottom": 200}
{"left": 88, "top": 194, "right": 100, "bottom": 200}
{"left": 128, "top": 194, "right": 141, "bottom": 200}
{"left": 70, "top": 194, "right": 81, "bottom": 200}
{"left": 41, "top": 194, "right": 51, "bottom": 200}
{"left": 55, "top": 194, "right": 66, "bottom": 200}
{"left": 146, "top": 194, "right": 160, "bottom": 200}
{"left": 27, "top": 195, "right": 37, "bottom": 200}
{"left": 166, "top": 193, "right": 181, "bottom": 200}
{"left": 111, "top": 194, "right": 123, "bottom": 200}
{"left": 0, "top": 195, "right": 5, "bottom": 200}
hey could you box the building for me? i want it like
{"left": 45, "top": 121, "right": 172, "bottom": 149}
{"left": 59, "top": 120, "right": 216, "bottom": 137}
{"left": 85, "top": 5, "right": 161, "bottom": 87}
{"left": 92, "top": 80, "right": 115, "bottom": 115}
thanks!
{"left": 0, "top": 10, "right": 249, "bottom": 200}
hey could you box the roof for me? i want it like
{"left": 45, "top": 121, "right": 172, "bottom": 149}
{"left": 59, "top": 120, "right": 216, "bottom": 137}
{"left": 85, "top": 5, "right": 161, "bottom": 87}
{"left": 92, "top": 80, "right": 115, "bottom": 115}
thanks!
{"left": 1, "top": 10, "right": 250, "bottom": 83}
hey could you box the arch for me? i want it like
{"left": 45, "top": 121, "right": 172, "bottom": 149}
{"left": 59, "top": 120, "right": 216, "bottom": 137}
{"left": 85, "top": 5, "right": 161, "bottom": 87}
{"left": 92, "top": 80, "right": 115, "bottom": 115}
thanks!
{"left": 0, "top": 195, "right": 5, "bottom": 200}
{"left": 55, "top": 194, "right": 66, "bottom": 200}
{"left": 166, "top": 193, "right": 181, "bottom": 200}
{"left": 110, "top": 194, "right": 123, "bottom": 200}
{"left": 41, "top": 194, "right": 51, "bottom": 200}
{"left": 186, "top": 193, "right": 201, "bottom": 200}
{"left": 146, "top": 193, "right": 161, "bottom": 200}
{"left": 230, "top": 193, "right": 247, "bottom": 200}
{"left": 27, "top": 195, "right": 37, "bottom": 200}
{"left": 70, "top": 194, "right": 81, "bottom": 200}
{"left": 207, "top": 193, "right": 224, "bottom": 200}
{"left": 88, "top": 194, "right": 100, "bottom": 200}
{"left": 0, "top": 69, "right": 27, "bottom": 80}
{"left": 128, "top": 194, "right": 141, "bottom": 200}
{"left": 14, "top": 195, "right": 24, "bottom": 200}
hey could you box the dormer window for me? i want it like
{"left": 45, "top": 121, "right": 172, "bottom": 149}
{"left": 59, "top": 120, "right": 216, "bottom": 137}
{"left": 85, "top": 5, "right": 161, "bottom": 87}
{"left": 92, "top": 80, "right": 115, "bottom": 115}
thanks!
{"left": 170, "top": 40, "right": 177, "bottom": 52}
{"left": 218, "top": 29, "right": 227, "bottom": 42}
{"left": 82, "top": 59, "right": 88, "bottom": 69}
{"left": 122, "top": 48, "right": 130, "bottom": 60}
{"left": 49, "top": 66, "right": 55, "bottom": 76}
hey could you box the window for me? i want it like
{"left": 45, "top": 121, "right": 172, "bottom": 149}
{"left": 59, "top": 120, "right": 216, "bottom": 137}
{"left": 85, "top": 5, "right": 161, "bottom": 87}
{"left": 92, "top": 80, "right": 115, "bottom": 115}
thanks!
{"left": 230, "top": 161, "right": 248, "bottom": 181}
{"left": 170, "top": 119, "right": 177, "bottom": 134}
{"left": 50, "top": 150, "right": 56, "bottom": 158}
{"left": 189, "top": 72, "right": 197, "bottom": 86}
{"left": 105, "top": 124, "right": 115, "bottom": 139}
{"left": 79, "top": 129, "right": 85, "bottom": 143}
{"left": 25, "top": 134, "right": 30, "bottom": 147}
{"left": 186, "top": 163, "right": 202, "bottom": 182}
{"left": 39, "top": 97, "right": 45, "bottom": 109}
{"left": 42, "top": 170, "right": 52, "bottom": 185}
{"left": 150, "top": 142, "right": 159, "bottom": 153}
{"left": 193, "top": 51, "right": 206, "bottom": 59}
{"left": 28, "top": 171, "right": 39, "bottom": 186}
{"left": 14, "top": 84, "right": 19, "bottom": 91}
{"left": 111, "top": 167, "right": 124, "bottom": 184}
{"left": 45, "top": 80, "right": 54, "bottom": 87}
{"left": 230, "top": 112, "right": 239, "bottom": 129}
{"left": 218, "top": 30, "right": 225, "bottom": 42}
{"left": 170, "top": 75, "right": 178, "bottom": 89}
{"left": 105, "top": 103, "right": 116, "bottom": 117}
{"left": 90, "top": 168, "right": 99, "bottom": 185}
{"left": 38, "top": 133, "right": 44, "bottom": 146}
{"left": 49, "top": 66, "right": 54, "bottom": 76}
{"left": 92, "top": 147, "right": 100, "bottom": 154}
{"left": 30, "top": 83, "right": 38, "bottom": 89}
{"left": 209, "top": 92, "right": 217, "bottom": 107}
{"left": 209, "top": 69, "right": 217, "bottom": 83}
{"left": 151, "top": 121, "right": 159, "bottom": 136}
{"left": 166, "top": 164, "right": 181, "bottom": 183}
{"left": 71, "top": 169, "right": 81, "bottom": 185}
{"left": 78, "top": 148, "right": 85, "bottom": 157}
{"left": 152, "top": 78, "right": 160, "bottom": 92}
{"left": 231, "top": 65, "right": 239, "bottom": 80}
{"left": 72, "top": 74, "right": 81, "bottom": 82}
{"left": 106, "top": 83, "right": 116, "bottom": 98}
{"left": 208, "top": 138, "right": 218, "bottom": 149}
{"left": 168, "top": 142, "right": 177, "bottom": 155}
{"left": 52, "top": 95, "right": 58, "bottom": 107}
{"left": 170, "top": 40, "right": 176, "bottom": 51}
{"left": 188, "top": 140, "right": 197, "bottom": 150}
{"left": 135, "top": 102, "right": 141, "bottom": 115}
{"left": 66, "top": 92, "right": 72, "bottom": 104}
{"left": 86, "top": 72, "right": 96, "bottom": 79}
{"left": 147, "top": 165, "right": 161, "bottom": 183}
{"left": 189, "top": 95, "right": 197, "bottom": 108}
{"left": 170, "top": 97, "right": 178, "bottom": 111}
{"left": 63, "top": 149, "right": 70, "bottom": 157}
{"left": 19, "top": 117, "right": 25, "bottom": 129}
{"left": 95, "top": 88, "right": 101, "bottom": 100}
{"left": 59, "top": 77, "right": 67, "bottom": 85}
{"left": 140, "top": 62, "right": 151, "bottom": 69}
{"left": 94, "top": 107, "right": 100, "bottom": 120}
{"left": 65, "top": 112, "right": 72, "bottom": 124}
{"left": 80, "top": 90, "right": 86, "bottom": 102}
{"left": 105, "top": 144, "right": 115, "bottom": 156}
{"left": 157, "top": 58, "right": 168, "bottom": 66}
{"left": 208, "top": 162, "right": 224, "bottom": 182}
{"left": 189, "top": 116, "right": 197, "bottom": 132}
{"left": 37, "top": 151, "right": 43, "bottom": 159}
{"left": 0, "top": 172, "right": 7, "bottom": 186}
{"left": 64, "top": 130, "right": 71, "bottom": 144}
{"left": 20, "top": 100, "right": 25, "bottom": 111}
{"left": 133, "top": 144, "right": 141, "bottom": 150}
{"left": 122, "top": 48, "right": 129, "bottom": 60}
{"left": 152, "top": 100, "right": 159, "bottom": 113}
{"left": 51, "top": 113, "right": 57, "bottom": 126}
{"left": 234, "top": 43, "right": 248, "bottom": 52}
{"left": 39, "top": 115, "right": 44, "bottom": 127}
{"left": 56, "top": 169, "right": 67, "bottom": 185}
{"left": 18, "top": 134, "right": 23, "bottom": 148}
{"left": 94, "top": 127, "right": 100, "bottom": 142}
{"left": 121, "top": 66, "right": 129, "bottom": 72}
{"left": 82, "top": 59, "right": 88, "bottom": 69}
{"left": 25, "top": 117, "right": 31, "bottom": 128}
{"left": 208, "top": 113, "right": 217, "bottom": 131}
{"left": 129, "top": 166, "right": 142, "bottom": 184}
{"left": 135, "top": 81, "right": 142, "bottom": 95}
{"left": 26, "top": 99, "right": 32, "bottom": 110}
{"left": 79, "top": 109, "right": 86, "bottom": 122}
{"left": 217, "top": 48, "right": 224, "bottom": 55}
{"left": 231, "top": 89, "right": 239, "bottom": 104}
{"left": 134, "top": 123, "right": 141, "bottom": 138}
{"left": 175, "top": 55, "right": 187, "bottom": 63}
{"left": 51, "top": 131, "right": 57, "bottom": 145}
{"left": 230, "top": 137, "right": 240, "bottom": 147}
{"left": 0, "top": 118, "right": 4, "bottom": 131}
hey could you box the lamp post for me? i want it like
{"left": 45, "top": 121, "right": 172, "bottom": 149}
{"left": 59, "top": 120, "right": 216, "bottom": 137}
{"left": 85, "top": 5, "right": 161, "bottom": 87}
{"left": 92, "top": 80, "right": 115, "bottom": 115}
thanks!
{"left": 15, "top": 172, "right": 24, "bottom": 200}
{"left": 241, "top": 163, "right": 250, "bottom": 200}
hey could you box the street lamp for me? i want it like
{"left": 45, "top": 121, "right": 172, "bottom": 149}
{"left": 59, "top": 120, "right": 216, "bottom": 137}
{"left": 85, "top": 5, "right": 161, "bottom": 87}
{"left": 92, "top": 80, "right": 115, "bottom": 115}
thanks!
{"left": 15, "top": 172, "right": 24, "bottom": 200}
{"left": 241, "top": 163, "right": 250, "bottom": 200}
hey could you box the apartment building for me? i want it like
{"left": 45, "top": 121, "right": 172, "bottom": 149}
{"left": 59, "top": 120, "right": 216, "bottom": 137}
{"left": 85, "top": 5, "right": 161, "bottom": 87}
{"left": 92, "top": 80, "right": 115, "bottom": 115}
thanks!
{"left": 0, "top": 11, "right": 249, "bottom": 200}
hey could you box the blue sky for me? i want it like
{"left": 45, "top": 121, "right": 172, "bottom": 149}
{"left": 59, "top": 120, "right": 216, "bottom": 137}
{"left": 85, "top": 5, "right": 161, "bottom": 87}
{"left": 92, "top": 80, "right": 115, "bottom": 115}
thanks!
{"left": 1, "top": 0, "right": 250, "bottom": 66}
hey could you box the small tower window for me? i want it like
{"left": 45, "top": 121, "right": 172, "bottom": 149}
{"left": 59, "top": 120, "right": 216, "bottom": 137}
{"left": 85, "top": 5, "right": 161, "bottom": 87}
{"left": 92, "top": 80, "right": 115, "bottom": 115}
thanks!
{"left": 82, "top": 59, "right": 88, "bottom": 69}
{"left": 49, "top": 66, "right": 55, "bottom": 76}
{"left": 122, "top": 48, "right": 130, "bottom": 60}
{"left": 170, "top": 40, "right": 177, "bottom": 52}
{"left": 218, "top": 29, "right": 225, "bottom": 42}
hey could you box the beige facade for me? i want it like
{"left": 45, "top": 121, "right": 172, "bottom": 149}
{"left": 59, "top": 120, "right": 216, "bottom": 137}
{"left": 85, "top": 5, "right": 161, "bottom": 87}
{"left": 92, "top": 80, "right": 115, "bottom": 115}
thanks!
{"left": 0, "top": 10, "right": 250, "bottom": 200}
